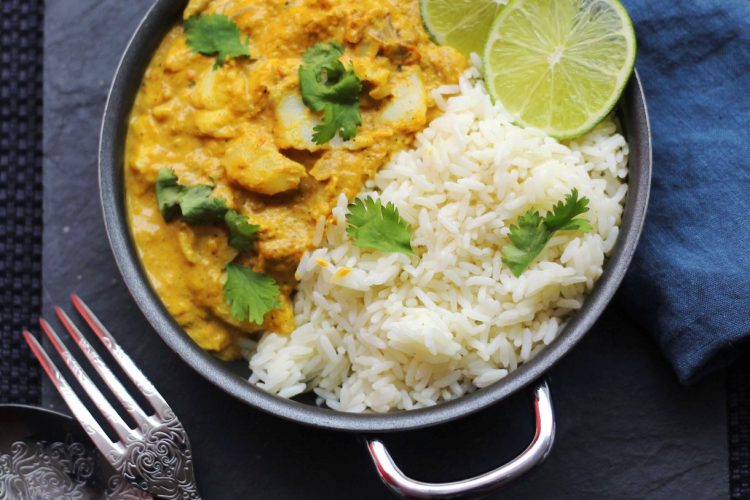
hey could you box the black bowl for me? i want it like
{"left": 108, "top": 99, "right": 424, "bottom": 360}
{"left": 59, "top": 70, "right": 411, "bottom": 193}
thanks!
{"left": 99, "top": 0, "right": 651, "bottom": 432}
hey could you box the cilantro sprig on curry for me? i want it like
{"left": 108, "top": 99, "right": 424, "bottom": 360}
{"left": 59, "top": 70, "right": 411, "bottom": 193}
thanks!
{"left": 184, "top": 14, "right": 251, "bottom": 69}
{"left": 299, "top": 42, "right": 363, "bottom": 145}
{"left": 125, "top": 0, "right": 467, "bottom": 359}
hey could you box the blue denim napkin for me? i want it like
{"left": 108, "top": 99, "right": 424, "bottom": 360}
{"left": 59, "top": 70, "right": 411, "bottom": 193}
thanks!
{"left": 619, "top": 0, "right": 750, "bottom": 383}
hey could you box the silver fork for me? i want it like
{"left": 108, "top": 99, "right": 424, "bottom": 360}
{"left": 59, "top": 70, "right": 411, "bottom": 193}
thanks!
{"left": 23, "top": 295, "right": 201, "bottom": 500}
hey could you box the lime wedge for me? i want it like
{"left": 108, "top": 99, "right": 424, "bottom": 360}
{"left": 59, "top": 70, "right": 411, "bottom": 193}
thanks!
{"left": 420, "top": 0, "right": 508, "bottom": 57}
{"left": 483, "top": 0, "right": 636, "bottom": 139}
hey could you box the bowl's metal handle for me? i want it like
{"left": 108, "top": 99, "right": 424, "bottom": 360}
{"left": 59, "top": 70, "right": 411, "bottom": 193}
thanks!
{"left": 366, "top": 379, "right": 555, "bottom": 499}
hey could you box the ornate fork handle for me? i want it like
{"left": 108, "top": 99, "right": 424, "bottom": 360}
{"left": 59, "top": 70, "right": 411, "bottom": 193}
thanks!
{"left": 114, "top": 411, "right": 200, "bottom": 500}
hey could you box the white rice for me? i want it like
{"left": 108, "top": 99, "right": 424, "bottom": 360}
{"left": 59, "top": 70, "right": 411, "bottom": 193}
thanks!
{"left": 247, "top": 66, "right": 629, "bottom": 413}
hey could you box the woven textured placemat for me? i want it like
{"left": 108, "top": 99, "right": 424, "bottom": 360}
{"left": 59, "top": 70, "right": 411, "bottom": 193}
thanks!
{"left": 0, "top": 0, "right": 44, "bottom": 405}
{"left": 730, "top": 352, "right": 750, "bottom": 498}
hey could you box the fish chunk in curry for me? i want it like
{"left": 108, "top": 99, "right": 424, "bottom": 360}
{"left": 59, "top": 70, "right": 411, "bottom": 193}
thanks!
{"left": 125, "top": 0, "right": 467, "bottom": 359}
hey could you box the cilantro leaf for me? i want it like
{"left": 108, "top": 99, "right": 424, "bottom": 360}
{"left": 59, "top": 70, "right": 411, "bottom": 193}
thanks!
{"left": 225, "top": 209, "right": 260, "bottom": 252}
{"left": 501, "top": 211, "right": 552, "bottom": 277}
{"left": 224, "top": 264, "right": 281, "bottom": 325}
{"left": 346, "top": 196, "right": 415, "bottom": 256}
{"left": 542, "top": 189, "right": 592, "bottom": 232}
{"left": 184, "top": 14, "right": 250, "bottom": 69}
{"left": 156, "top": 168, "right": 228, "bottom": 223}
{"left": 501, "top": 189, "right": 592, "bottom": 277}
{"left": 299, "top": 42, "right": 363, "bottom": 144}
{"left": 179, "top": 185, "right": 228, "bottom": 224}
{"left": 311, "top": 103, "right": 363, "bottom": 145}
{"left": 155, "top": 168, "right": 186, "bottom": 222}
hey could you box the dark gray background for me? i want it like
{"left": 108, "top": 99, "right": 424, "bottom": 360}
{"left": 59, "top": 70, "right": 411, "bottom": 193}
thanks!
{"left": 43, "top": 0, "right": 728, "bottom": 498}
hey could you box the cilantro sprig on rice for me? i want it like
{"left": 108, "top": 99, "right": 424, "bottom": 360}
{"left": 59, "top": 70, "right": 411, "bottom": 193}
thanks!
{"left": 501, "top": 189, "right": 592, "bottom": 276}
{"left": 345, "top": 196, "right": 415, "bottom": 256}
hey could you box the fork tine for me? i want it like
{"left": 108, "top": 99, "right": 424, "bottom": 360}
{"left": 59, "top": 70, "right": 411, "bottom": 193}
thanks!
{"left": 55, "top": 307, "right": 151, "bottom": 429}
{"left": 39, "top": 318, "right": 140, "bottom": 444}
{"left": 71, "top": 294, "right": 172, "bottom": 419}
{"left": 23, "top": 331, "right": 124, "bottom": 464}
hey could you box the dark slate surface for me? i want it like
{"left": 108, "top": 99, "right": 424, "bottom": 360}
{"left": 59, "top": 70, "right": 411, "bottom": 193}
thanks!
{"left": 43, "top": 0, "right": 729, "bottom": 498}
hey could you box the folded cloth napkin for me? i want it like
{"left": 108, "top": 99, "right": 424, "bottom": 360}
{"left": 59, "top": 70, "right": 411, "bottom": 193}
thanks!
{"left": 619, "top": 0, "right": 750, "bottom": 384}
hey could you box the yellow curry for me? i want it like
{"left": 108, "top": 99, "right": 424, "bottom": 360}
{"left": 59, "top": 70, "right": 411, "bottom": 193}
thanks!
{"left": 125, "top": 0, "right": 467, "bottom": 359}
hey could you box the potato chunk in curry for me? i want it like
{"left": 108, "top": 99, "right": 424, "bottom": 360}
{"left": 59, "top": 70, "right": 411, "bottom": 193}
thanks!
{"left": 125, "top": 0, "right": 467, "bottom": 359}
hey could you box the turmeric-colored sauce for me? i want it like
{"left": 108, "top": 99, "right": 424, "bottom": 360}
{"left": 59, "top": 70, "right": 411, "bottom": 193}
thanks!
{"left": 125, "top": 0, "right": 467, "bottom": 359}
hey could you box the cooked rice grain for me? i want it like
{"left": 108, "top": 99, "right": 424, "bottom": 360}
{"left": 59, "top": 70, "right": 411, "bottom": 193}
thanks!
{"left": 248, "top": 67, "right": 629, "bottom": 413}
